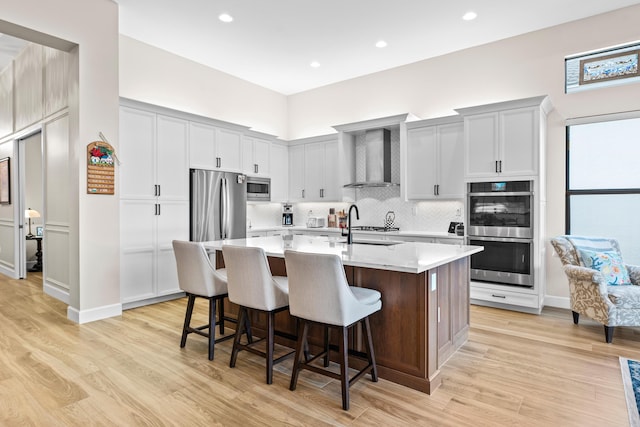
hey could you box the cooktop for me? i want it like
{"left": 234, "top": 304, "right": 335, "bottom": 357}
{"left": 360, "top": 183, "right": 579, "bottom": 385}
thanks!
{"left": 349, "top": 225, "right": 400, "bottom": 232}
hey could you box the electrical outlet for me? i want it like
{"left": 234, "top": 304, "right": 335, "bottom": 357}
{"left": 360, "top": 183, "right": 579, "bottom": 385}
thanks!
{"left": 455, "top": 208, "right": 461, "bottom": 217}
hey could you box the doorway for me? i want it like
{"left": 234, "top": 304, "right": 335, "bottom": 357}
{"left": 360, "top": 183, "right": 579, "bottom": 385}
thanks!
{"left": 18, "top": 131, "right": 43, "bottom": 279}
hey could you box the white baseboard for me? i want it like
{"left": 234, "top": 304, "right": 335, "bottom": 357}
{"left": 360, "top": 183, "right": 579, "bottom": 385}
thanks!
{"left": 0, "top": 264, "right": 18, "bottom": 279}
{"left": 44, "top": 282, "right": 70, "bottom": 304}
{"left": 544, "top": 295, "right": 570, "bottom": 309}
{"left": 67, "top": 303, "right": 122, "bottom": 324}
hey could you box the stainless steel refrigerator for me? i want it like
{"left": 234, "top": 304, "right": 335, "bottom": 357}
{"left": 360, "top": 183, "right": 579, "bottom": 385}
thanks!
{"left": 190, "top": 169, "right": 247, "bottom": 241}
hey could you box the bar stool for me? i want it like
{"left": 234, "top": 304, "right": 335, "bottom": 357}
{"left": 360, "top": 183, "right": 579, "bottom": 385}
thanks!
{"left": 172, "top": 240, "right": 239, "bottom": 361}
{"left": 222, "top": 245, "right": 294, "bottom": 384}
{"left": 284, "top": 250, "right": 382, "bottom": 410}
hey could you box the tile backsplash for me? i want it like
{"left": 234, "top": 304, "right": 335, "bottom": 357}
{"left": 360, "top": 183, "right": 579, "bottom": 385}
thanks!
{"left": 247, "top": 188, "right": 463, "bottom": 232}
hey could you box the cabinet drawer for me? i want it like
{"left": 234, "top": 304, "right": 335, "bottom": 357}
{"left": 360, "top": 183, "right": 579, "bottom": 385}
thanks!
{"left": 470, "top": 285, "right": 539, "bottom": 308}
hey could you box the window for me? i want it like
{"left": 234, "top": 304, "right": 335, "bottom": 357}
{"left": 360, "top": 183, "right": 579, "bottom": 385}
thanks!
{"left": 566, "top": 116, "right": 640, "bottom": 264}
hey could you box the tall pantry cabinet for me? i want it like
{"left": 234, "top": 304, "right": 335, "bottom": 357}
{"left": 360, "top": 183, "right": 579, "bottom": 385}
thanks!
{"left": 119, "top": 103, "right": 189, "bottom": 308}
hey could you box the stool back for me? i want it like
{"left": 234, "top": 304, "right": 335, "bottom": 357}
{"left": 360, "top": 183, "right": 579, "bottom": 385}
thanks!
{"left": 285, "top": 250, "right": 366, "bottom": 326}
{"left": 222, "top": 245, "right": 288, "bottom": 311}
{"left": 172, "top": 240, "right": 227, "bottom": 297}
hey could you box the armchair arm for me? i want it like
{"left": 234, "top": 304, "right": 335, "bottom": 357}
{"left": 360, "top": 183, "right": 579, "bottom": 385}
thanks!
{"left": 563, "top": 265, "right": 614, "bottom": 325}
{"left": 627, "top": 264, "right": 640, "bottom": 286}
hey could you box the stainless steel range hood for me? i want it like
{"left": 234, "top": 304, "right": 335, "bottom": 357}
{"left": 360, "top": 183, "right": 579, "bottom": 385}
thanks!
{"left": 344, "top": 128, "right": 397, "bottom": 188}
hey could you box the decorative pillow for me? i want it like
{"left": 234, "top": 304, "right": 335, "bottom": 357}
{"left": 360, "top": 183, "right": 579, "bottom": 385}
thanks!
{"left": 578, "top": 249, "right": 631, "bottom": 286}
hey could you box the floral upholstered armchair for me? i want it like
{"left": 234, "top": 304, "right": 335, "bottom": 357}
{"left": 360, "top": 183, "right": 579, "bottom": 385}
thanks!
{"left": 551, "top": 236, "right": 640, "bottom": 343}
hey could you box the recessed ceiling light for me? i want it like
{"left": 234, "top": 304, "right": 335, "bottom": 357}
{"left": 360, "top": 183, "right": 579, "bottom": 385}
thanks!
{"left": 310, "top": 61, "right": 320, "bottom": 68}
{"left": 375, "top": 40, "right": 388, "bottom": 48}
{"left": 462, "top": 11, "right": 477, "bottom": 21}
{"left": 218, "top": 13, "right": 233, "bottom": 23}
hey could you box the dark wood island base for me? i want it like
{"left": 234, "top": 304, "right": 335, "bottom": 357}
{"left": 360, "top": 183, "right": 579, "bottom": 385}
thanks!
{"left": 216, "top": 251, "right": 470, "bottom": 394}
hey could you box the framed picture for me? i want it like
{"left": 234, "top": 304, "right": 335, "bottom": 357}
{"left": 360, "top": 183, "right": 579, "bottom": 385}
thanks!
{"left": 579, "top": 50, "right": 639, "bottom": 85}
{"left": 0, "top": 157, "right": 10, "bottom": 204}
{"left": 35, "top": 226, "right": 43, "bottom": 237}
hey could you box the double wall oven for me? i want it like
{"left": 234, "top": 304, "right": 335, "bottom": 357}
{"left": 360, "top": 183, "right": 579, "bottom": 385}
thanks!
{"left": 467, "top": 180, "right": 534, "bottom": 287}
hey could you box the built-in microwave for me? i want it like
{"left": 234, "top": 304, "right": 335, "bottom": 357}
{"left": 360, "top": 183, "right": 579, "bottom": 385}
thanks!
{"left": 246, "top": 176, "right": 271, "bottom": 201}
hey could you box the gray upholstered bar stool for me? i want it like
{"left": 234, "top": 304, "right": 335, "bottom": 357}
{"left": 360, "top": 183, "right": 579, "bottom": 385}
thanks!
{"left": 284, "top": 250, "right": 382, "bottom": 410}
{"left": 222, "top": 245, "right": 294, "bottom": 384}
{"left": 172, "top": 240, "right": 237, "bottom": 361}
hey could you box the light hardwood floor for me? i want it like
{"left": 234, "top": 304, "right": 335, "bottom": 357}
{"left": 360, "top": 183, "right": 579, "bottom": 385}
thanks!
{"left": 1, "top": 272, "right": 638, "bottom": 426}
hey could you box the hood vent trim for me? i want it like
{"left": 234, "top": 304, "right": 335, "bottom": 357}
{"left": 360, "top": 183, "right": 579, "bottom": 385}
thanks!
{"left": 344, "top": 128, "right": 397, "bottom": 189}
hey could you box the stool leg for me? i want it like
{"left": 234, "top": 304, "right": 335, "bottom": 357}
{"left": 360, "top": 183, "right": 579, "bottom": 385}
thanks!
{"left": 208, "top": 297, "right": 216, "bottom": 361}
{"left": 339, "top": 326, "right": 349, "bottom": 411}
{"left": 230, "top": 307, "right": 246, "bottom": 368}
{"left": 266, "top": 311, "right": 275, "bottom": 384}
{"left": 181, "top": 294, "right": 196, "bottom": 348}
{"left": 323, "top": 326, "right": 330, "bottom": 367}
{"left": 245, "top": 310, "right": 253, "bottom": 344}
{"left": 290, "top": 320, "right": 308, "bottom": 391}
{"left": 363, "top": 317, "right": 378, "bottom": 382}
{"left": 218, "top": 297, "right": 225, "bottom": 335}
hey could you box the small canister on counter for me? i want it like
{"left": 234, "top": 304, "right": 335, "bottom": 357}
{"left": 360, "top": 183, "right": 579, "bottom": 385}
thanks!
{"left": 338, "top": 210, "right": 348, "bottom": 229}
{"left": 328, "top": 208, "right": 337, "bottom": 228}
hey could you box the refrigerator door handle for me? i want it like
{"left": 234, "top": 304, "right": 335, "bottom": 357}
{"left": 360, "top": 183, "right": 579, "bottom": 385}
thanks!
{"left": 218, "top": 177, "right": 225, "bottom": 239}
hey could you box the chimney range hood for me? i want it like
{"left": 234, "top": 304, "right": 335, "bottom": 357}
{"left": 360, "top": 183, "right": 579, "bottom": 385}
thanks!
{"left": 344, "top": 128, "right": 397, "bottom": 188}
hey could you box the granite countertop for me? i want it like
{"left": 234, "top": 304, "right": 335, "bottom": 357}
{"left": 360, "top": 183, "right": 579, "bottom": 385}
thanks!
{"left": 204, "top": 235, "right": 482, "bottom": 274}
{"left": 247, "top": 225, "right": 464, "bottom": 240}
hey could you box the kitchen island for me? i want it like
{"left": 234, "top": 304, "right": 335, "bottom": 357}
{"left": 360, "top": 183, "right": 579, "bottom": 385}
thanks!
{"left": 205, "top": 235, "right": 483, "bottom": 394}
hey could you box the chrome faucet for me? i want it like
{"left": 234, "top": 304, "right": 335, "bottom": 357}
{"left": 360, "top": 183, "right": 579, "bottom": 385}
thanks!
{"left": 345, "top": 204, "right": 359, "bottom": 245}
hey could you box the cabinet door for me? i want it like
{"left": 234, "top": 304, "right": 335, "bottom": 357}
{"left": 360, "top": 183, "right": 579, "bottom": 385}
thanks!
{"left": 120, "top": 200, "right": 155, "bottom": 302}
{"left": 406, "top": 126, "right": 437, "bottom": 199}
{"left": 500, "top": 107, "right": 538, "bottom": 176}
{"left": 270, "top": 143, "right": 289, "bottom": 202}
{"left": 322, "top": 140, "right": 340, "bottom": 201}
{"left": 288, "top": 145, "right": 305, "bottom": 201}
{"left": 304, "top": 142, "right": 325, "bottom": 201}
{"left": 241, "top": 137, "right": 254, "bottom": 175}
{"left": 464, "top": 113, "right": 499, "bottom": 178}
{"left": 157, "top": 115, "right": 189, "bottom": 201}
{"left": 254, "top": 138, "right": 271, "bottom": 176}
{"left": 189, "top": 122, "right": 216, "bottom": 170}
{"left": 119, "top": 107, "right": 156, "bottom": 199}
{"left": 156, "top": 201, "right": 189, "bottom": 295}
{"left": 437, "top": 122, "right": 464, "bottom": 198}
{"left": 215, "top": 128, "right": 242, "bottom": 172}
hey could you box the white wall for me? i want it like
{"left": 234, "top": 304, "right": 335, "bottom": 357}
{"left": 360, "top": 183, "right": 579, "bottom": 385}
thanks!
{"left": 285, "top": 5, "right": 640, "bottom": 305}
{"left": 119, "top": 36, "right": 288, "bottom": 139}
{"left": 2, "top": 0, "right": 120, "bottom": 322}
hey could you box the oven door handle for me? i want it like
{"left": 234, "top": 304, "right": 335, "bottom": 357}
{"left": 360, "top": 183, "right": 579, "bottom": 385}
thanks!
{"left": 468, "top": 191, "right": 533, "bottom": 197}
{"left": 468, "top": 236, "right": 532, "bottom": 243}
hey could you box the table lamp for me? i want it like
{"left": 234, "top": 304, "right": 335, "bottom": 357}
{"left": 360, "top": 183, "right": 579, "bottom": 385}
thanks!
{"left": 25, "top": 208, "right": 40, "bottom": 237}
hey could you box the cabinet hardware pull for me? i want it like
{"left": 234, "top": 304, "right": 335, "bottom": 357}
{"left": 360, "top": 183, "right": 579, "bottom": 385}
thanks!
{"left": 498, "top": 160, "right": 502, "bottom": 173}
{"left": 254, "top": 164, "right": 258, "bottom": 174}
{"left": 491, "top": 294, "right": 506, "bottom": 299}
{"left": 495, "top": 160, "right": 499, "bottom": 173}
{"left": 216, "top": 157, "right": 221, "bottom": 168}
{"left": 320, "top": 189, "right": 324, "bottom": 198}
{"left": 158, "top": 204, "right": 161, "bottom": 215}
{"left": 302, "top": 189, "right": 305, "bottom": 198}
{"left": 157, "top": 185, "right": 160, "bottom": 197}
{"left": 434, "top": 184, "right": 437, "bottom": 196}
{"left": 437, "top": 184, "right": 440, "bottom": 196}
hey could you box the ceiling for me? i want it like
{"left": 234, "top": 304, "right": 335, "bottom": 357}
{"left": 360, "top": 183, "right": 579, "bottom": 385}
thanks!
{"left": 2, "top": 2, "right": 640, "bottom": 94}
{"left": 115, "top": 0, "right": 640, "bottom": 95}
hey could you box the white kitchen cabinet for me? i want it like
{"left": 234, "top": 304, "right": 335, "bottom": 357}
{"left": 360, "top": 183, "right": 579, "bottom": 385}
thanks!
{"left": 242, "top": 135, "right": 270, "bottom": 176}
{"left": 189, "top": 122, "right": 243, "bottom": 173}
{"left": 405, "top": 117, "right": 463, "bottom": 200}
{"left": 119, "top": 102, "right": 190, "bottom": 307}
{"left": 288, "top": 137, "right": 341, "bottom": 202}
{"left": 457, "top": 96, "right": 550, "bottom": 179}
{"left": 270, "top": 142, "right": 289, "bottom": 202}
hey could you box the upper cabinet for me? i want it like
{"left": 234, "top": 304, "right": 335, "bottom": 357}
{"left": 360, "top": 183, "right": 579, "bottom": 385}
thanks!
{"left": 456, "top": 96, "right": 552, "bottom": 180}
{"left": 270, "top": 142, "right": 289, "bottom": 202}
{"left": 242, "top": 134, "right": 271, "bottom": 176}
{"left": 405, "top": 116, "right": 464, "bottom": 200}
{"left": 120, "top": 106, "right": 189, "bottom": 201}
{"left": 288, "top": 136, "right": 343, "bottom": 202}
{"left": 189, "top": 122, "right": 243, "bottom": 173}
